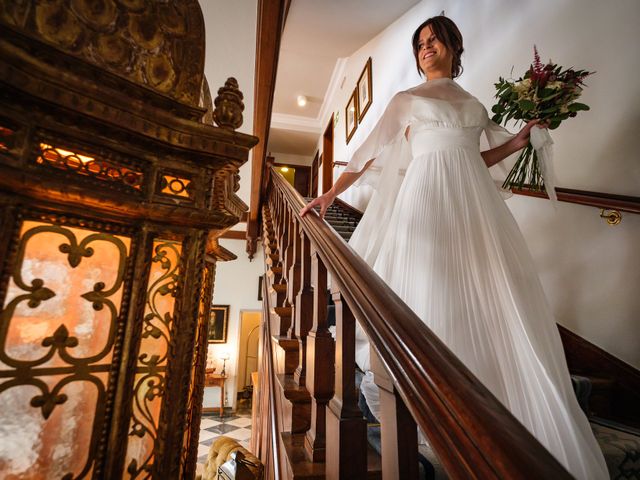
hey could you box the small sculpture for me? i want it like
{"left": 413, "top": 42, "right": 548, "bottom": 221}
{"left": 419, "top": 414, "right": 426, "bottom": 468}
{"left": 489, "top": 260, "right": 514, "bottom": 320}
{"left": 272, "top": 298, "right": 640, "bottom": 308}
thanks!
{"left": 213, "top": 77, "right": 244, "bottom": 130}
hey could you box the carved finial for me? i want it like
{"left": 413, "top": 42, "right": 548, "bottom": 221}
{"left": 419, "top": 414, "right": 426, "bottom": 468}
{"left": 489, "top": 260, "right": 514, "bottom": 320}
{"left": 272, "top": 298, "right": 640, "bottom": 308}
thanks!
{"left": 213, "top": 77, "right": 244, "bottom": 130}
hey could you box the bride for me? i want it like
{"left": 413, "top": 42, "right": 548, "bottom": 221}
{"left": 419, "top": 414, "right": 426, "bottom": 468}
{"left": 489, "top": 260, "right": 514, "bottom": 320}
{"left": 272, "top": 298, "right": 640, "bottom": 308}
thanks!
{"left": 300, "top": 14, "right": 608, "bottom": 480}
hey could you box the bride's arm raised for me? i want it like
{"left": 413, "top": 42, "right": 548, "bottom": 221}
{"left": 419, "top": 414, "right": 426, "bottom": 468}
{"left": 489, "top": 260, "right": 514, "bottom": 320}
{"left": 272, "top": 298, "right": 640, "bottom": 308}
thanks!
{"left": 481, "top": 119, "right": 542, "bottom": 167}
{"left": 299, "top": 160, "right": 373, "bottom": 218}
{"left": 300, "top": 92, "right": 410, "bottom": 218}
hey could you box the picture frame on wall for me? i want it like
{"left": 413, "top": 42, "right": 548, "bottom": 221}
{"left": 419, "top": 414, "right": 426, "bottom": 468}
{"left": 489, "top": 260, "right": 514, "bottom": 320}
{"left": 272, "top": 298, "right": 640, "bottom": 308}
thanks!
{"left": 357, "top": 57, "right": 373, "bottom": 122}
{"left": 345, "top": 87, "right": 358, "bottom": 144}
{"left": 208, "top": 305, "right": 229, "bottom": 343}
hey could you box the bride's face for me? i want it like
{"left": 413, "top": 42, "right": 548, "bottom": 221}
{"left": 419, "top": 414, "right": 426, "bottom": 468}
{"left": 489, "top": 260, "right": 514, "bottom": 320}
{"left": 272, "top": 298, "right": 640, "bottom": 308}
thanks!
{"left": 417, "top": 25, "right": 452, "bottom": 77}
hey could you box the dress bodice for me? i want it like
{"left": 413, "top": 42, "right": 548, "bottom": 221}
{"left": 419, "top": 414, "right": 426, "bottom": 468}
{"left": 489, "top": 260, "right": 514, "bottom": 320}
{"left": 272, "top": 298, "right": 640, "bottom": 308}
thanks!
{"left": 406, "top": 80, "right": 487, "bottom": 158}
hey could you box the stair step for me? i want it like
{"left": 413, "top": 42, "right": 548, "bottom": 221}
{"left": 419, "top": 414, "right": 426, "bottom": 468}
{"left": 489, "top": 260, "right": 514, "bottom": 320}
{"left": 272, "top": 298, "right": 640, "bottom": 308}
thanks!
{"left": 276, "top": 373, "right": 310, "bottom": 403}
{"left": 272, "top": 335, "right": 299, "bottom": 375}
{"left": 276, "top": 375, "right": 311, "bottom": 434}
{"left": 280, "top": 432, "right": 382, "bottom": 480}
{"left": 281, "top": 432, "right": 325, "bottom": 480}
{"left": 271, "top": 283, "right": 288, "bottom": 306}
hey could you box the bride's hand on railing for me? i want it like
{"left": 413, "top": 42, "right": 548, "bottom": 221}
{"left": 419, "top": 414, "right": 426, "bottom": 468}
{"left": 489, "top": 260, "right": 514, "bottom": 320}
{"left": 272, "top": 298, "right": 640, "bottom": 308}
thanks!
{"left": 299, "top": 192, "right": 336, "bottom": 219}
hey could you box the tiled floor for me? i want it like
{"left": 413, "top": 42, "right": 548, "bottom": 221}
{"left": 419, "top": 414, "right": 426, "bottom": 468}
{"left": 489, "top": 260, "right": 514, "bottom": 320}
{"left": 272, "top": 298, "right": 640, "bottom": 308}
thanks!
{"left": 196, "top": 409, "right": 253, "bottom": 467}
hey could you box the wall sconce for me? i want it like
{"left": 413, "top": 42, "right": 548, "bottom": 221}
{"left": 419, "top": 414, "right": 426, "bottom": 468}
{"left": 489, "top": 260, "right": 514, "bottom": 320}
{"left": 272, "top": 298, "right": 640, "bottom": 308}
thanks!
{"left": 220, "top": 352, "right": 231, "bottom": 376}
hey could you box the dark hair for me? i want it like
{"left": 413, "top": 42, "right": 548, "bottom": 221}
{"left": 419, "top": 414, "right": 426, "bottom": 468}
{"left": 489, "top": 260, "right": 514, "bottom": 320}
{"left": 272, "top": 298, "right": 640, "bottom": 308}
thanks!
{"left": 411, "top": 16, "right": 464, "bottom": 78}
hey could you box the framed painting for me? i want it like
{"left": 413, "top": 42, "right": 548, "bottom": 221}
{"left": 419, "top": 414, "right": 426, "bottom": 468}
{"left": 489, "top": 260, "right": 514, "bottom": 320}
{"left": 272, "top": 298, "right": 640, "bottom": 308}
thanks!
{"left": 208, "top": 305, "right": 229, "bottom": 343}
{"left": 345, "top": 87, "right": 358, "bottom": 144}
{"left": 357, "top": 57, "right": 373, "bottom": 122}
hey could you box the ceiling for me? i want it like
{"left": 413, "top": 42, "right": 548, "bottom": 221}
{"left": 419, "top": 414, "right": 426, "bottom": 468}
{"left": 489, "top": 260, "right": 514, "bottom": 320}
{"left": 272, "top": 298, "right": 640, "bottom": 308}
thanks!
{"left": 267, "top": 0, "right": 422, "bottom": 158}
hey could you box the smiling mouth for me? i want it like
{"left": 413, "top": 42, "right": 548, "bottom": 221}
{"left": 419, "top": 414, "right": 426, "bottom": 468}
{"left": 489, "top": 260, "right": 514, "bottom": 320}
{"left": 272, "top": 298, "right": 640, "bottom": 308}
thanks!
{"left": 423, "top": 51, "right": 436, "bottom": 60}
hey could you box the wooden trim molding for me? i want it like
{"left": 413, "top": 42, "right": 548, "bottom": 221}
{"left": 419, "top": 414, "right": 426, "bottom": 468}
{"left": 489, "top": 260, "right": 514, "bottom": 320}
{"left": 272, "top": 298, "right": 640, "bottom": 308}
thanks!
{"left": 221, "top": 230, "right": 246, "bottom": 240}
{"left": 559, "top": 325, "right": 640, "bottom": 426}
{"left": 512, "top": 186, "right": 640, "bottom": 214}
{"left": 247, "top": 0, "right": 290, "bottom": 259}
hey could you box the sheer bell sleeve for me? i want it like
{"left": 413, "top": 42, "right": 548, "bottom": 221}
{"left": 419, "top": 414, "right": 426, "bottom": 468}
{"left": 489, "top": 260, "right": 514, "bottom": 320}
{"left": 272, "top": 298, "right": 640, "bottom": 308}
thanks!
{"left": 343, "top": 91, "right": 412, "bottom": 189}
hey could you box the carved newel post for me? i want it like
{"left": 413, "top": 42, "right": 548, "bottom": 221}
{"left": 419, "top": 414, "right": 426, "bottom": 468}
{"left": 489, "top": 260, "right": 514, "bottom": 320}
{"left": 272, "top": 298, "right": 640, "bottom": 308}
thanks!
{"left": 0, "top": 2, "right": 257, "bottom": 479}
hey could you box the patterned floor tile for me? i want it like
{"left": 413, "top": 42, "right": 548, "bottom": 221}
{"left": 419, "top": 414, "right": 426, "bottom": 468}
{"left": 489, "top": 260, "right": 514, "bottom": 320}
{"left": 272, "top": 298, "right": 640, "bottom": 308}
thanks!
{"left": 225, "top": 417, "right": 252, "bottom": 428}
{"left": 224, "top": 428, "right": 252, "bottom": 441}
{"left": 197, "top": 443, "right": 209, "bottom": 459}
{"left": 197, "top": 429, "right": 217, "bottom": 442}
{"left": 199, "top": 436, "right": 218, "bottom": 447}
{"left": 206, "top": 423, "right": 241, "bottom": 435}
{"left": 199, "top": 418, "right": 222, "bottom": 429}
{"left": 220, "top": 415, "right": 239, "bottom": 422}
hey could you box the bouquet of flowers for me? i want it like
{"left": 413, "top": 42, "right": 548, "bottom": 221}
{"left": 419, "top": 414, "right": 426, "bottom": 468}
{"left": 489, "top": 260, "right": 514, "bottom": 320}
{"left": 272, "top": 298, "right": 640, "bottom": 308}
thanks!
{"left": 491, "top": 46, "right": 593, "bottom": 195}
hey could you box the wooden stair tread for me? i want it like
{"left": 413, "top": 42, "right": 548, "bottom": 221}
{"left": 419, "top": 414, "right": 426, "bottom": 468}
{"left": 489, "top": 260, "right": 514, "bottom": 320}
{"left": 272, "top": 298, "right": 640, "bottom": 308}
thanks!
{"left": 280, "top": 432, "right": 381, "bottom": 480}
{"left": 366, "top": 442, "right": 382, "bottom": 480}
{"left": 273, "top": 306, "right": 292, "bottom": 317}
{"left": 276, "top": 373, "right": 310, "bottom": 402}
{"left": 281, "top": 432, "right": 324, "bottom": 479}
{"left": 272, "top": 335, "right": 299, "bottom": 351}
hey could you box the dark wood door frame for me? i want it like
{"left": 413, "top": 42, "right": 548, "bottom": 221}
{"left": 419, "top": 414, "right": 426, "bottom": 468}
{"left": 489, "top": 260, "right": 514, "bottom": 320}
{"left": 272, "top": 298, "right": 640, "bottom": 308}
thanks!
{"left": 322, "top": 115, "right": 334, "bottom": 194}
{"left": 311, "top": 150, "right": 319, "bottom": 197}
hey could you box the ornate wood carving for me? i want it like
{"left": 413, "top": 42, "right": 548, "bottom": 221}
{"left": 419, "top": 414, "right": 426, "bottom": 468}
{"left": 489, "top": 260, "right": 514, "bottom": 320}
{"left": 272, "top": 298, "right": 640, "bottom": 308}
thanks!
{"left": 0, "top": 0, "right": 205, "bottom": 106}
{"left": 0, "top": 1, "right": 257, "bottom": 477}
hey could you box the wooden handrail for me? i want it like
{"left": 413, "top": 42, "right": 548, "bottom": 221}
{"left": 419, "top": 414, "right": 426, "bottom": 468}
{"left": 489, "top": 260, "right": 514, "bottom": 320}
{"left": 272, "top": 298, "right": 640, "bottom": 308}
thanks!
{"left": 512, "top": 186, "right": 640, "bottom": 214}
{"left": 259, "top": 273, "right": 281, "bottom": 479}
{"left": 270, "top": 168, "right": 572, "bottom": 479}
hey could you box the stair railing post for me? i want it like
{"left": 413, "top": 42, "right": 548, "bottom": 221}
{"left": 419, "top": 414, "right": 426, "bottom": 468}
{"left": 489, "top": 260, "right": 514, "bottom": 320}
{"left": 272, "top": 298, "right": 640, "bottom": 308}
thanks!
{"left": 293, "top": 231, "right": 313, "bottom": 387}
{"left": 282, "top": 207, "right": 295, "bottom": 301}
{"left": 304, "top": 248, "right": 334, "bottom": 462}
{"left": 371, "top": 349, "right": 419, "bottom": 480}
{"left": 325, "top": 287, "right": 367, "bottom": 479}
{"left": 286, "top": 217, "right": 302, "bottom": 339}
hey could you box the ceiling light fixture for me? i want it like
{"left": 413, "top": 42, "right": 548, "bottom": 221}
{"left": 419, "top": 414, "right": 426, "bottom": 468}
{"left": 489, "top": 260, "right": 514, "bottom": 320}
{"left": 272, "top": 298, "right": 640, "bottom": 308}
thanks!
{"left": 280, "top": 166, "right": 289, "bottom": 172}
{"left": 297, "top": 95, "right": 307, "bottom": 107}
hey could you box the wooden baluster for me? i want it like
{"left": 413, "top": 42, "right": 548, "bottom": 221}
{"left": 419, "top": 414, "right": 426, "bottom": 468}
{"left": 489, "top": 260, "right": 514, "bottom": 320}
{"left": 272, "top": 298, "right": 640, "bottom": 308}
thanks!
{"left": 293, "top": 232, "right": 313, "bottom": 386}
{"left": 304, "top": 249, "right": 334, "bottom": 462}
{"left": 286, "top": 218, "right": 302, "bottom": 339}
{"left": 282, "top": 209, "right": 296, "bottom": 300}
{"left": 372, "top": 350, "right": 419, "bottom": 480}
{"left": 326, "top": 288, "right": 367, "bottom": 479}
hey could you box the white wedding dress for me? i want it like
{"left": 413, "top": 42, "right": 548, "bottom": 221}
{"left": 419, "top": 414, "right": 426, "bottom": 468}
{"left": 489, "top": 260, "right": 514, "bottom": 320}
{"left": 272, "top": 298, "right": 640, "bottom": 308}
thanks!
{"left": 345, "top": 78, "right": 608, "bottom": 479}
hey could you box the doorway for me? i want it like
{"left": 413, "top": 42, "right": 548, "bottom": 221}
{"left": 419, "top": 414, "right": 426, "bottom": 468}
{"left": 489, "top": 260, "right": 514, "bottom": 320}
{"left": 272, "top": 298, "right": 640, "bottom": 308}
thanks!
{"left": 235, "top": 310, "right": 261, "bottom": 409}
{"left": 322, "top": 115, "right": 334, "bottom": 194}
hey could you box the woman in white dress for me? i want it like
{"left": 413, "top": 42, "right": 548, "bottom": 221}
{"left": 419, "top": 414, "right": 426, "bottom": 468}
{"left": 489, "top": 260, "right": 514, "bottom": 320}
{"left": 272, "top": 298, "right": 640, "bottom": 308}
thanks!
{"left": 300, "top": 15, "right": 608, "bottom": 480}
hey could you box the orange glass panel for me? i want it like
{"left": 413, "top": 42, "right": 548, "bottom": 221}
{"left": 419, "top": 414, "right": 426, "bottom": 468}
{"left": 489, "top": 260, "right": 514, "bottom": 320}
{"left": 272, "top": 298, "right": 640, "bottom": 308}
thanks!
{"left": 0, "top": 373, "right": 106, "bottom": 479}
{"left": 2, "top": 221, "right": 130, "bottom": 369}
{"left": 36, "top": 143, "right": 143, "bottom": 190}
{"left": 124, "top": 240, "right": 182, "bottom": 478}
{"left": 0, "top": 125, "right": 14, "bottom": 151}
{"left": 160, "top": 174, "right": 192, "bottom": 199}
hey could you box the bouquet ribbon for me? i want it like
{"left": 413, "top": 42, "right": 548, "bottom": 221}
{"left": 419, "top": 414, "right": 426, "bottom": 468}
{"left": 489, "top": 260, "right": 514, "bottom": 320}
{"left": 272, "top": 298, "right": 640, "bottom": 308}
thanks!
{"left": 529, "top": 127, "right": 557, "bottom": 204}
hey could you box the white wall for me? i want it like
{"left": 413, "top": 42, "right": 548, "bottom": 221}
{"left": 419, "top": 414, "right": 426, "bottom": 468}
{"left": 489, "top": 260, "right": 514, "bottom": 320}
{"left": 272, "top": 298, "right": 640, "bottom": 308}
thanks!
{"left": 271, "top": 152, "right": 314, "bottom": 166}
{"left": 199, "top": 0, "right": 262, "bottom": 409}
{"left": 200, "top": 0, "right": 258, "bottom": 206}
{"left": 204, "top": 239, "right": 264, "bottom": 410}
{"left": 318, "top": 0, "right": 640, "bottom": 367}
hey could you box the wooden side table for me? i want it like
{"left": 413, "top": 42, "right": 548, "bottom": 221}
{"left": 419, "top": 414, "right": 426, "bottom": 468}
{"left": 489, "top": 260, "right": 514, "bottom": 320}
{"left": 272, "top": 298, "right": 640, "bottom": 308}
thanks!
{"left": 204, "top": 369, "right": 227, "bottom": 417}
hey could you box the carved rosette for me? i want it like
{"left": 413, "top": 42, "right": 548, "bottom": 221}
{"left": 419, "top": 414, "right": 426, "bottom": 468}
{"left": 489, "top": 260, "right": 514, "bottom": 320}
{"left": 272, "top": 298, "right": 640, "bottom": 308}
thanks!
{"left": 0, "top": 0, "right": 205, "bottom": 105}
{"left": 213, "top": 77, "right": 244, "bottom": 130}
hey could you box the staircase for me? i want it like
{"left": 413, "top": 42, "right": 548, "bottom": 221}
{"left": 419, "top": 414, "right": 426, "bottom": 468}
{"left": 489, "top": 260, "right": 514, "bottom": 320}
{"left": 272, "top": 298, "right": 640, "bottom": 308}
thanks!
{"left": 253, "top": 169, "right": 640, "bottom": 480}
